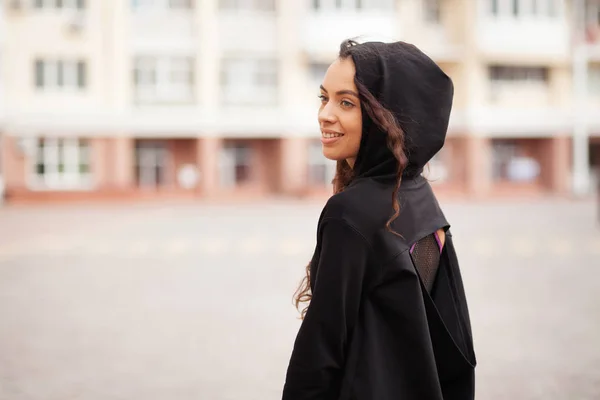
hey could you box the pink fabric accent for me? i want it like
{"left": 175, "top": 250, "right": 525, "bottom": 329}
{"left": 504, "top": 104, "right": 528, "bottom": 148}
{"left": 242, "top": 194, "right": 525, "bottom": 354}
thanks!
{"left": 433, "top": 231, "right": 444, "bottom": 252}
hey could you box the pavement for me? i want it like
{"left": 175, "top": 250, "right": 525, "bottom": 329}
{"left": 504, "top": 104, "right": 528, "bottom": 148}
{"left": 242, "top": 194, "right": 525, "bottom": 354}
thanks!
{"left": 0, "top": 198, "right": 599, "bottom": 400}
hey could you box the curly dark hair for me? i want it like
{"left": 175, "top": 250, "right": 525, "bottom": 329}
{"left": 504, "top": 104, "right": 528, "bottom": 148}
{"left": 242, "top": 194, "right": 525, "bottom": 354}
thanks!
{"left": 294, "top": 39, "right": 409, "bottom": 319}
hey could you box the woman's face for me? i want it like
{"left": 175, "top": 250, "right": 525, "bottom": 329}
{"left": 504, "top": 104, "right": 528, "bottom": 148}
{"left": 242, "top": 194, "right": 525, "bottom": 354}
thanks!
{"left": 318, "top": 57, "right": 362, "bottom": 168}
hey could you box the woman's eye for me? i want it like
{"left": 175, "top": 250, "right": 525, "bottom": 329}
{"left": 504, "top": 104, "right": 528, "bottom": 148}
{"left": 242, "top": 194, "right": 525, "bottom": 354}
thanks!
{"left": 318, "top": 95, "right": 328, "bottom": 102}
{"left": 341, "top": 100, "right": 354, "bottom": 108}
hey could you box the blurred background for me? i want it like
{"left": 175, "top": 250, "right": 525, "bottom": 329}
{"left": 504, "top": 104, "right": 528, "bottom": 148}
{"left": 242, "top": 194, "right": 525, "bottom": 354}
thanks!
{"left": 0, "top": 0, "right": 599, "bottom": 399}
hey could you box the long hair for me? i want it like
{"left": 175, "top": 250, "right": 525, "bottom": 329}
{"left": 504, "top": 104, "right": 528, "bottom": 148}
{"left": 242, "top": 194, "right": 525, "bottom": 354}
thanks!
{"left": 293, "top": 40, "right": 409, "bottom": 319}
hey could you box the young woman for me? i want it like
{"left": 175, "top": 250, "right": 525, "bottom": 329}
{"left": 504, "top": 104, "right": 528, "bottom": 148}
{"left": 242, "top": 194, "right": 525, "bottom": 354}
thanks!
{"left": 282, "top": 40, "right": 476, "bottom": 400}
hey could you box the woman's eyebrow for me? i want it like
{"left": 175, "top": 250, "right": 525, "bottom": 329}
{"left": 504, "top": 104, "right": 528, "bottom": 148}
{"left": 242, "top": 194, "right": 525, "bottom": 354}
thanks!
{"left": 320, "top": 85, "right": 359, "bottom": 98}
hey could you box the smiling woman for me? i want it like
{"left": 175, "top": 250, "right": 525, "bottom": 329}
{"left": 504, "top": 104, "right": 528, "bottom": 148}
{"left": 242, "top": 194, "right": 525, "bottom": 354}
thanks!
{"left": 283, "top": 39, "right": 476, "bottom": 400}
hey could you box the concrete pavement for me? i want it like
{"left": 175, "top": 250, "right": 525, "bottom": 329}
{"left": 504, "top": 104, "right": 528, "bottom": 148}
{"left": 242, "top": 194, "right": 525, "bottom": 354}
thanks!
{"left": 0, "top": 199, "right": 599, "bottom": 399}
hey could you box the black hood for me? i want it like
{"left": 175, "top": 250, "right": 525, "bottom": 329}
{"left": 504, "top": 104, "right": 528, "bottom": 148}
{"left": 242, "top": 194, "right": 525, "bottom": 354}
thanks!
{"left": 347, "top": 41, "right": 454, "bottom": 181}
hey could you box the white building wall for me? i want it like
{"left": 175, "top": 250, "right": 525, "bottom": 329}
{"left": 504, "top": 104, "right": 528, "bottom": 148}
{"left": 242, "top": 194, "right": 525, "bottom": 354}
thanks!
{"left": 0, "top": 1, "right": 5, "bottom": 123}
{"left": 0, "top": 0, "right": 594, "bottom": 141}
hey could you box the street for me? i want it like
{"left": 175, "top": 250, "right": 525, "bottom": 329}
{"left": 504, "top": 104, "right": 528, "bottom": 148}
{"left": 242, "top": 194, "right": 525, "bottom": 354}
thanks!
{"left": 0, "top": 198, "right": 599, "bottom": 400}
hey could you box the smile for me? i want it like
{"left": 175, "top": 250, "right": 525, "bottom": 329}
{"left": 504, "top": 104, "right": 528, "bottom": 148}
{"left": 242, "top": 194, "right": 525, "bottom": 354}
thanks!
{"left": 321, "top": 131, "right": 345, "bottom": 145}
{"left": 322, "top": 132, "right": 344, "bottom": 138}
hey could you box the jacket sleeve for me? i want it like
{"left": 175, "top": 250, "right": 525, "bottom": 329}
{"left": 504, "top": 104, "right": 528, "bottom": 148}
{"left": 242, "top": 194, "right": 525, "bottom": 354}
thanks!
{"left": 282, "top": 217, "right": 371, "bottom": 400}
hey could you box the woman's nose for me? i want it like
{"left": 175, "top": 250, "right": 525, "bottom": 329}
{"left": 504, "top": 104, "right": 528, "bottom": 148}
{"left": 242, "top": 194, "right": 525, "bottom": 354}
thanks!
{"left": 318, "top": 104, "right": 336, "bottom": 124}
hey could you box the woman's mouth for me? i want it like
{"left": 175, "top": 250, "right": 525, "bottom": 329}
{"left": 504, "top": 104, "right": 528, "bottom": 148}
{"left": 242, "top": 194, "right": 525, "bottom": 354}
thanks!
{"left": 321, "top": 131, "right": 344, "bottom": 145}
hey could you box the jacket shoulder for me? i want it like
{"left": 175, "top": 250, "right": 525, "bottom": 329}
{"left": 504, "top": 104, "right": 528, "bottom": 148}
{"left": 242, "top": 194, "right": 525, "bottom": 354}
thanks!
{"left": 321, "top": 183, "right": 396, "bottom": 248}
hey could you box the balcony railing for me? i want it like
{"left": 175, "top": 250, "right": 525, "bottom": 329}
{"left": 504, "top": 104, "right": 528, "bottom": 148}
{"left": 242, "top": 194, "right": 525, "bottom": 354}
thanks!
{"left": 218, "top": 11, "right": 278, "bottom": 53}
{"left": 303, "top": 10, "right": 398, "bottom": 57}
{"left": 476, "top": 17, "right": 570, "bottom": 58}
{"left": 131, "top": 9, "right": 195, "bottom": 52}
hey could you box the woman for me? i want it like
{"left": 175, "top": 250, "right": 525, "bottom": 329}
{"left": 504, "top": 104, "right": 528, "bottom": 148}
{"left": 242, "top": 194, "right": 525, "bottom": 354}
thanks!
{"left": 282, "top": 40, "right": 476, "bottom": 400}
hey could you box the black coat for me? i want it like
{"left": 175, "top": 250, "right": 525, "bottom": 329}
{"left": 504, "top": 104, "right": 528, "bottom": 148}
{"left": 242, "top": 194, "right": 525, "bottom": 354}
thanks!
{"left": 282, "top": 41, "right": 476, "bottom": 400}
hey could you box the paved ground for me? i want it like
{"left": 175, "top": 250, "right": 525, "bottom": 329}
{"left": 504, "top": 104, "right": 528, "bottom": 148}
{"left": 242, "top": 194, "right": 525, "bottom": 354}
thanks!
{"left": 0, "top": 198, "right": 599, "bottom": 400}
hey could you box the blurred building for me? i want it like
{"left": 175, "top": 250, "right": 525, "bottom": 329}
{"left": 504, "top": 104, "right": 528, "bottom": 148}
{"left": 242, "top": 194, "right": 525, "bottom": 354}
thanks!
{"left": 0, "top": 1, "right": 5, "bottom": 203}
{"left": 0, "top": 0, "right": 599, "bottom": 203}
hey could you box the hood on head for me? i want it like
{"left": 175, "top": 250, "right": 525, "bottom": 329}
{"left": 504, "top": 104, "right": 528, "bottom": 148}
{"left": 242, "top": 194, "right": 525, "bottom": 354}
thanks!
{"left": 346, "top": 40, "right": 454, "bottom": 181}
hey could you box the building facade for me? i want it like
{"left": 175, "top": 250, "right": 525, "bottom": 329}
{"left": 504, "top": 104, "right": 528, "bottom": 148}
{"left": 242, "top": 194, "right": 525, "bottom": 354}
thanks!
{"left": 0, "top": 0, "right": 5, "bottom": 203}
{"left": 1, "top": 0, "right": 599, "bottom": 203}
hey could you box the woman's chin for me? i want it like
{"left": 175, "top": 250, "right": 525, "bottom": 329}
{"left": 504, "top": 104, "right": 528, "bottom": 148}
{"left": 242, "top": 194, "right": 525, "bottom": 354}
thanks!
{"left": 322, "top": 149, "right": 343, "bottom": 162}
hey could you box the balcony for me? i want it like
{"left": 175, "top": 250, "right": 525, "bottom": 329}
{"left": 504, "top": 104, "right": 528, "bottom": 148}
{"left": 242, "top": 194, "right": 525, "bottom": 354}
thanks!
{"left": 130, "top": 8, "right": 195, "bottom": 53}
{"left": 408, "top": 24, "right": 465, "bottom": 62}
{"left": 5, "top": 7, "right": 91, "bottom": 46}
{"left": 476, "top": 17, "right": 569, "bottom": 60}
{"left": 465, "top": 106, "right": 572, "bottom": 136}
{"left": 218, "top": 11, "right": 278, "bottom": 53}
{"left": 303, "top": 10, "right": 399, "bottom": 59}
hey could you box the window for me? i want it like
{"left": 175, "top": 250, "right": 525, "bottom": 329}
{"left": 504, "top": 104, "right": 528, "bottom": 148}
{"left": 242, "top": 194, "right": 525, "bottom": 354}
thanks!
{"left": 307, "top": 140, "right": 336, "bottom": 186}
{"left": 131, "top": 0, "right": 153, "bottom": 7}
{"left": 312, "top": 0, "right": 393, "bottom": 11}
{"left": 32, "top": 138, "right": 91, "bottom": 189}
{"left": 587, "top": 0, "right": 600, "bottom": 26}
{"left": 491, "top": 140, "right": 540, "bottom": 183}
{"left": 135, "top": 141, "right": 170, "bottom": 188}
{"left": 489, "top": 66, "right": 549, "bottom": 83}
{"left": 131, "top": 0, "right": 193, "bottom": 9}
{"left": 590, "top": 143, "right": 600, "bottom": 169}
{"left": 511, "top": 0, "right": 519, "bottom": 16}
{"left": 423, "top": 0, "right": 441, "bottom": 23}
{"left": 489, "top": 0, "right": 559, "bottom": 18}
{"left": 590, "top": 65, "right": 600, "bottom": 96}
{"left": 169, "top": 0, "right": 193, "bottom": 7}
{"left": 488, "top": 66, "right": 549, "bottom": 102}
{"left": 491, "top": 0, "right": 499, "bottom": 15}
{"left": 34, "top": 59, "right": 87, "bottom": 91}
{"left": 220, "top": 143, "right": 253, "bottom": 187}
{"left": 547, "top": 0, "right": 556, "bottom": 17}
{"left": 363, "top": 0, "right": 395, "bottom": 10}
{"left": 491, "top": 140, "right": 517, "bottom": 181}
{"left": 219, "top": 0, "right": 276, "bottom": 11}
{"left": 133, "top": 56, "right": 194, "bottom": 104}
{"left": 221, "top": 58, "right": 278, "bottom": 106}
{"left": 77, "top": 61, "right": 86, "bottom": 88}
{"left": 33, "top": 0, "right": 85, "bottom": 9}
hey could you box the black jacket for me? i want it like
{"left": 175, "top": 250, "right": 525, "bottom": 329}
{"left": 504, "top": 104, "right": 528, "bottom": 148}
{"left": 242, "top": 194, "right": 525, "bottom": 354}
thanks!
{"left": 282, "top": 41, "right": 476, "bottom": 400}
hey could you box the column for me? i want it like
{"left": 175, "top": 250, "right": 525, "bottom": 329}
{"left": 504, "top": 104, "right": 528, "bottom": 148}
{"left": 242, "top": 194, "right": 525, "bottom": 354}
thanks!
{"left": 572, "top": 1, "right": 592, "bottom": 196}
{"left": 197, "top": 0, "right": 219, "bottom": 114}
{"left": 397, "top": 0, "right": 422, "bottom": 40}
{"left": 279, "top": 137, "right": 308, "bottom": 195}
{"left": 0, "top": 135, "right": 4, "bottom": 203}
{"left": 277, "top": 0, "right": 304, "bottom": 110}
{"left": 90, "top": 138, "right": 109, "bottom": 188}
{"left": 461, "top": 0, "right": 489, "bottom": 199}
{"left": 464, "top": 136, "right": 491, "bottom": 197}
{"left": 277, "top": 0, "right": 308, "bottom": 196}
{"left": 548, "top": 137, "right": 571, "bottom": 195}
{"left": 197, "top": 137, "right": 221, "bottom": 196}
{"left": 104, "top": 0, "right": 130, "bottom": 111}
{"left": 112, "top": 137, "right": 134, "bottom": 188}
{"left": 1, "top": 136, "right": 28, "bottom": 193}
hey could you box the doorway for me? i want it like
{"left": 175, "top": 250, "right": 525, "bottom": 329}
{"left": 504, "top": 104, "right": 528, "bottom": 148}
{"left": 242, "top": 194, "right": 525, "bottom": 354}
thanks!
{"left": 134, "top": 140, "right": 172, "bottom": 189}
